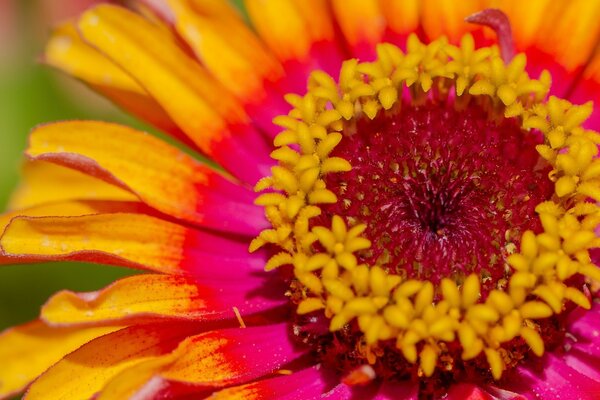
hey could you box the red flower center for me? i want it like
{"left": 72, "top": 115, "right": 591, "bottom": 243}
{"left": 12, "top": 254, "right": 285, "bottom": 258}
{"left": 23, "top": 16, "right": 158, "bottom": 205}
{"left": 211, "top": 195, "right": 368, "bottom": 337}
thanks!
{"left": 321, "top": 101, "right": 553, "bottom": 292}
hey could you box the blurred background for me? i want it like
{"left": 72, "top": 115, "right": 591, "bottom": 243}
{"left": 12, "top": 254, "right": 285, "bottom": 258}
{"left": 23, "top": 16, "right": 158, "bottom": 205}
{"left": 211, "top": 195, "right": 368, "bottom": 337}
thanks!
{"left": 0, "top": 0, "right": 242, "bottom": 331}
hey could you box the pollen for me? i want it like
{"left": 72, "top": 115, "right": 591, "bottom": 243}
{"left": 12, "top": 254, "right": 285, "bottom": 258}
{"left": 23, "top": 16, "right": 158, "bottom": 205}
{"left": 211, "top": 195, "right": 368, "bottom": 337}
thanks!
{"left": 251, "top": 33, "right": 600, "bottom": 387}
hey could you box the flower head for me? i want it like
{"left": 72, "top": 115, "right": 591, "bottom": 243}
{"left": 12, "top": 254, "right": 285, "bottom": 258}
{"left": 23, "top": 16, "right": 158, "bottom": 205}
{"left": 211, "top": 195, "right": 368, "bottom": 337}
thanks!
{"left": 1, "top": 1, "right": 600, "bottom": 399}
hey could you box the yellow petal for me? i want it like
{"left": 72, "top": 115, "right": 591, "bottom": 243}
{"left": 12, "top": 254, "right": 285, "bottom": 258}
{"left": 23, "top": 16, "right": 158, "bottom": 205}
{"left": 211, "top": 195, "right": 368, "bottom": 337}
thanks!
{"left": 9, "top": 161, "right": 134, "bottom": 211}
{"left": 245, "top": 0, "right": 311, "bottom": 61}
{"left": 379, "top": 0, "right": 420, "bottom": 36}
{"left": 25, "top": 121, "right": 262, "bottom": 234}
{"left": 41, "top": 275, "right": 210, "bottom": 325}
{"left": 78, "top": 4, "right": 246, "bottom": 153}
{"left": 331, "top": 0, "right": 384, "bottom": 48}
{"left": 0, "top": 321, "right": 120, "bottom": 399}
{"left": 24, "top": 324, "right": 200, "bottom": 400}
{"left": 44, "top": 22, "right": 185, "bottom": 137}
{"left": 167, "top": 0, "right": 283, "bottom": 101}
{"left": 1, "top": 213, "right": 188, "bottom": 274}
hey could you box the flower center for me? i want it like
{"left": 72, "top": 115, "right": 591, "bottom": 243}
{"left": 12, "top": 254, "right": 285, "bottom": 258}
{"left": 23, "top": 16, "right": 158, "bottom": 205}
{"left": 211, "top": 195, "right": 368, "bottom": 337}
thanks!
{"left": 321, "top": 101, "right": 553, "bottom": 290}
{"left": 251, "top": 32, "right": 600, "bottom": 393}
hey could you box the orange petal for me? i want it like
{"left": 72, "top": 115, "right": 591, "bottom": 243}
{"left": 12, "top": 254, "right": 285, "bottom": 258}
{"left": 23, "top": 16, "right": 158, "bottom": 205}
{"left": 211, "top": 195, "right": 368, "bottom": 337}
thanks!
{"left": 167, "top": 0, "right": 283, "bottom": 102}
{"left": 1, "top": 213, "right": 191, "bottom": 274}
{"left": 77, "top": 5, "right": 241, "bottom": 153}
{"left": 289, "top": 0, "right": 336, "bottom": 44}
{"left": 331, "top": 0, "right": 385, "bottom": 52}
{"left": 77, "top": 4, "right": 273, "bottom": 183}
{"left": 490, "top": 0, "right": 553, "bottom": 49}
{"left": 0, "top": 211, "right": 266, "bottom": 276}
{"left": 24, "top": 323, "right": 201, "bottom": 400}
{"left": 161, "top": 324, "right": 302, "bottom": 385}
{"left": 25, "top": 121, "right": 265, "bottom": 234}
{"left": 96, "top": 356, "right": 176, "bottom": 400}
{"left": 501, "top": 0, "right": 600, "bottom": 71}
{"left": 209, "top": 367, "right": 331, "bottom": 400}
{"left": 0, "top": 200, "right": 149, "bottom": 265}
{"left": 420, "top": 0, "right": 483, "bottom": 43}
{"left": 8, "top": 161, "right": 135, "bottom": 210}
{"left": 44, "top": 22, "right": 186, "bottom": 140}
{"left": 244, "top": 0, "right": 313, "bottom": 62}
{"left": 379, "top": 0, "right": 420, "bottom": 37}
{"left": 44, "top": 22, "right": 143, "bottom": 95}
{"left": 0, "top": 320, "right": 120, "bottom": 399}
{"left": 41, "top": 273, "right": 284, "bottom": 325}
{"left": 98, "top": 324, "right": 303, "bottom": 399}
{"left": 41, "top": 275, "right": 206, "bottom": 325}
{"left": 245, "top": 0, "right": 346, "bottom": 90}
{"left": 78, "top": 4, "right": 247, "bottom": 136}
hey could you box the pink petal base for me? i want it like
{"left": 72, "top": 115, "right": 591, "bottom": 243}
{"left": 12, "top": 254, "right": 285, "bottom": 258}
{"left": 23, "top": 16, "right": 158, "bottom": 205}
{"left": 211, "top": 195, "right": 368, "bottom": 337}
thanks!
{"left": 497, "top": 303, "right": 600, "bottom": 400}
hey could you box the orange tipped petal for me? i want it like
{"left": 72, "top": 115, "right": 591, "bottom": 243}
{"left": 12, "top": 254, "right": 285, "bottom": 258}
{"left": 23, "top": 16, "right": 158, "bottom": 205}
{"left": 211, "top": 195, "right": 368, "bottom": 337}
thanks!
{"left": 0, "top": 200, "right": 144, "bottom": 230}
{"left": 379, "top": 0, "right": 420, "bottom": 37}
{"left": 41, "top": 275, "right": 208, "bottom": 325}
{"left": 24, "top": 323, "right": 201, "bottom": 400}
{"left": 0, "top": 213, "right": 189, "bottom": 273}
{"left": 44, "top": 22, "right": 143, "bottom": 95}
{"left": 161, "top": 324, "right": 303, "bottom": 386}
{"left": 99, "top": 324, "right": 303, "bottom": 399}
{"left": 0, "top": 320, "right": 121, "bottom": 399}
{"left": 8, "top": 161, "right": 135, "bottom": 210}
{"left": 493, "top": 0, "right": 553, "bottom": 49}
{"left": 25, "top": 121, "right": 265, "bottom": 234}
{"left": 331, "top": 0, "right": 385, "bottom": 55}
{"left": 244, "top": 0, "right": 312, "bottom": 62}
{"left": 77, "top": 5, "right": 240, "bottom": 149}
{"left": 96, "top": 356, "right": 176, "bottom": 400}
{"left": 420, "top": 0, "right": 482, "bottom": 43}
{"left": 289, "top": 0, "right": 336, "bottom": 44}
{"left": 44, "top": 22, "right": 187, "bottom": 141}
{"left": 76, "top": 4, "right": 272, "bottom": 182}
{"left": 209, "top": 367, "right": 332, "bottom": 400}
{"left": 41, "top": 274, "right": 285, "bottom": 325}
{"left": 0, "top": 200, "right": 151, "bottom": 265}
{"left": 0, "top": 210, "right": 266, "bottom": 276}
{"left": 510, "top": 0, "right": 600, "bottom": 71}
{"left": 167, "top": 0, "right": 283, "bottom": 102}
{"left": 244, "top": 0, "right": 345, "bottom": 90}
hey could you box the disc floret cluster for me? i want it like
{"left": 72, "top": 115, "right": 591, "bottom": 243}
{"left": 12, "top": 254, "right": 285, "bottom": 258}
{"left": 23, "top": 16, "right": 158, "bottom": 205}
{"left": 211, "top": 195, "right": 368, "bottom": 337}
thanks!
{"left": 251, "top": 34, "right": 600, "bottom": 380}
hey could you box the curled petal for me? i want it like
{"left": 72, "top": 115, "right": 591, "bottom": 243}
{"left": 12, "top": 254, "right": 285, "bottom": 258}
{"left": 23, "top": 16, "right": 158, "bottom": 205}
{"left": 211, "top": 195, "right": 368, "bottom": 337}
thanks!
{"left": 25, "top": 121, "right": 265, "bottom": 235}
{"left": 0, "top": 211, "right": 267, "bottom": 277}
{"left": 41, "top": 274, "right": 286, "bottom": 325}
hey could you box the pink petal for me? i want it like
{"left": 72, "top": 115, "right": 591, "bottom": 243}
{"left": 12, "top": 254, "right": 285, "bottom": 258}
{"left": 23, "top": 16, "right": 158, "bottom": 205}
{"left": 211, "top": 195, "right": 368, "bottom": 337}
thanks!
{"left": 562, "top": 303, "right": 600, "bottom": 383}
{"left": 374, "top": 381, "right": 419, "bottom": 400}
{"left": 185, "top": 366, "right": 335, "bottom": 399}
{"left": 509, "top": 354, "right": 600, "bottom": 400}
{"left": 447, "top": 383, "right": 494, "bottom": 400}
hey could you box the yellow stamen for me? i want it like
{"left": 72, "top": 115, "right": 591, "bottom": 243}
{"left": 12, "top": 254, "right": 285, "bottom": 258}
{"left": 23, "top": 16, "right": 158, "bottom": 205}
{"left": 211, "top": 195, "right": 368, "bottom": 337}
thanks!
{"left": 232, "top": 307, "right": 246, "bottom": 329}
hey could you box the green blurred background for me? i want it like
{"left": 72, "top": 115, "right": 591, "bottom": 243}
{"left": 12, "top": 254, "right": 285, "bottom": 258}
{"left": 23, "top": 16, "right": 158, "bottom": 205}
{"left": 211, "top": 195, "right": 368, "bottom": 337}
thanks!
{"left": 0, "top": 0, "right": 245, "bottom": 331}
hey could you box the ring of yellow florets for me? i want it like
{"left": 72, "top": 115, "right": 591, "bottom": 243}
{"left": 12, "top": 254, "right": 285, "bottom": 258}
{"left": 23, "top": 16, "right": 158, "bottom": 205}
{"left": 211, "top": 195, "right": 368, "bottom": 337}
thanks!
{"left": 250, "top": 34, "right": 600, "bottom": 380}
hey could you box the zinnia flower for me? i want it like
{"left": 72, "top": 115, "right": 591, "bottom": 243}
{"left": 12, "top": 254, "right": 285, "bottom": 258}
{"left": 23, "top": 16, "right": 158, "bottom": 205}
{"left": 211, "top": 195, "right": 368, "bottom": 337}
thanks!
{"left": 2, "top": 1, "right": 600, "bottom": 399}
